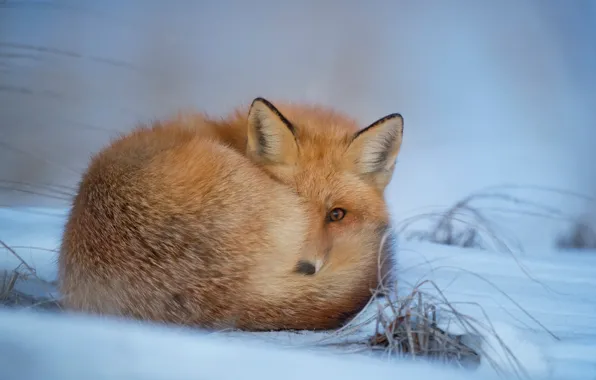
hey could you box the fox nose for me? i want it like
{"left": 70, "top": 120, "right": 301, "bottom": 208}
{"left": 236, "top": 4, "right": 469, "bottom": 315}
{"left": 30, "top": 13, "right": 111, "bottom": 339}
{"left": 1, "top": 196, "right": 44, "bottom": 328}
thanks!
{"left": 295, "top": 261, "right": 316, "bottom": 275}
{"left": 295, "top": 240, "right": 329, "bottom": 275}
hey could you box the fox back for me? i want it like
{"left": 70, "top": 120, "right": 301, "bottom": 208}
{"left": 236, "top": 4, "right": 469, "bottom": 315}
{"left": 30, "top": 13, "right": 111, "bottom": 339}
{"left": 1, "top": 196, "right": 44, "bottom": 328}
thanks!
{"left": 59, "top": 99, "right": 404, "bottom": 331}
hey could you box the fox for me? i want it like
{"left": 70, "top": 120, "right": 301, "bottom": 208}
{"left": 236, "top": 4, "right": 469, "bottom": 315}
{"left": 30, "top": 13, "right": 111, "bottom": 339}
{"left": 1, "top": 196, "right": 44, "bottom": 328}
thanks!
{"left": 58, "top": 97, "right": 404, "bottom": 331}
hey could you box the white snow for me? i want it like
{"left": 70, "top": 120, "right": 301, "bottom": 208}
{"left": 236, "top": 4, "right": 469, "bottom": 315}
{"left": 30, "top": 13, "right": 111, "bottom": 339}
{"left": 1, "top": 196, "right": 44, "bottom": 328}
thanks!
{"left": 0, "top": 307, "right": 496, "bottom": 380}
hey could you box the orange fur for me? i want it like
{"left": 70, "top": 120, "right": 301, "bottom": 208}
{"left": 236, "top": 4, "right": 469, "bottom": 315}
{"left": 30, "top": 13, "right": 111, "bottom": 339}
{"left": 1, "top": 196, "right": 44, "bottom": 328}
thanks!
{"left": 59, "top": 98, "right": 403, "bottom": 331}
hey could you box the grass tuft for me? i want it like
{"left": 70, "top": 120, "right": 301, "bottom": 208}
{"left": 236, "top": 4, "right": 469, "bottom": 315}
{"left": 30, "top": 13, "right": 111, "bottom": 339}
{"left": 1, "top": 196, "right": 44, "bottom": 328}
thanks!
{"left": 556, "top": 217, "right": 596, "bottom": 250}
{"left": 0, "top": 268, "right": 19, "bottom": 300}
{"left": 400, "top": 193, "right": 551, "bottom": 252}
{"left": 366, "top": 282, "right": 483, "bottom": 370}
{"left": 0, "top": 239, "right": 62, "bottom": 311}
{"left": 396, "top": 185, "right": 591, "bottom": 253}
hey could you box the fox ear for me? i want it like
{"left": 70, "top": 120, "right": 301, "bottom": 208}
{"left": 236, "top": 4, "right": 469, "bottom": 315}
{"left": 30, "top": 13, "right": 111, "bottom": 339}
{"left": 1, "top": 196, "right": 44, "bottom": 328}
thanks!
{"left": 346, "top": 113, "right": 404, "bottom": 191}
{"left": 247, "top": 97, "right": 298, "bottom": 165}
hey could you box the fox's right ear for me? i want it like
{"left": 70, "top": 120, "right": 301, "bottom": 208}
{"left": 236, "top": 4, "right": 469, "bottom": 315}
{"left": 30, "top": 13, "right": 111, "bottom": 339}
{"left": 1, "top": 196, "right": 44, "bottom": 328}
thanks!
{"left": 247, "top": 97, "right": 298, "bottom": 166}
{"left": 345, "top": 113, "right": 404, "bottom": 192}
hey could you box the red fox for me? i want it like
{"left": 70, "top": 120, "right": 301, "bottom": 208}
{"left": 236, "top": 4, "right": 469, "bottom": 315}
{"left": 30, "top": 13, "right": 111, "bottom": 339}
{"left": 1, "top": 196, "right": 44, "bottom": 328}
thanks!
{"left": 59, "top": 97, "right": 404, "bottom": 331}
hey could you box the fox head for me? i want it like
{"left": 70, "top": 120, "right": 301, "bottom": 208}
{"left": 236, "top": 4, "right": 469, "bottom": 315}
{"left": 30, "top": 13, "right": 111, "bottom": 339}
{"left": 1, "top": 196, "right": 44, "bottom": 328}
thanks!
{"left": 243, "top": 97, "right": 403, "bottom": 329}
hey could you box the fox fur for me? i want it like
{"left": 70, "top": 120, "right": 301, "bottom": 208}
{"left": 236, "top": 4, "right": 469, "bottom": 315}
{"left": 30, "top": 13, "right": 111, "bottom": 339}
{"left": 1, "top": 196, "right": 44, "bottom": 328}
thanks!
{"left": 59, "top": 97, "right": 404, "bottom": 331}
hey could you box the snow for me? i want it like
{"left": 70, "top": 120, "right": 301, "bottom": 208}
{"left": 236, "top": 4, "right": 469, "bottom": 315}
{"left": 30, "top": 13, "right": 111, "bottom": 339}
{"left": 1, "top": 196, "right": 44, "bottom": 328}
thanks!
{"left": 0, "top": 307, "right": 494, "bottom": 380}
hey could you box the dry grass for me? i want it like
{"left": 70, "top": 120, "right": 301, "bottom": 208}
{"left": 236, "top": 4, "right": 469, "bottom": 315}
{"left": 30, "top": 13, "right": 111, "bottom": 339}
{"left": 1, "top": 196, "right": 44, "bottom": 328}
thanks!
{"left": 0, "top": 268, "right": 19, "bottom": 300}
{"left": 311, "top": 281, "right": 526, "bottom": 377}
{"left": 397, "top": 184, "right": 593, "bottom": 253}
{"left": 0, "top": 270, "right": 61, "bottom": 311}
{"left": 366, "top": 282, "right": 484, "bottom": 370}
{"left": 0, "top": 239, "right": 62, "bottom": 311}
{"left": 309, "top": 275, "right": 559, "bottom": 379}
{"left": 556, "top": 218, "right": 596, "bottom": 250}
{"left": 0, "top": 179, "right": 75, "bottom": 202}
{"left": 0, "top": 266, "right": 61, "bottom": 311}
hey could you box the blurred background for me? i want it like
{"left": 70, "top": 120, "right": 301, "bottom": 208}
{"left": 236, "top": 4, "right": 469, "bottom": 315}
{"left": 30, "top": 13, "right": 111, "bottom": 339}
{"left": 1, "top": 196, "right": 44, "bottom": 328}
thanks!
{"left": 1, "top": 0, "right": 595, "bottom": 249}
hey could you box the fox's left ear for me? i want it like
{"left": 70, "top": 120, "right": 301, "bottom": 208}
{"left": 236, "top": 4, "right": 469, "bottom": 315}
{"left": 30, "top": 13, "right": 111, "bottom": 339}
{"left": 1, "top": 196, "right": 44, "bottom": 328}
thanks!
{"left": 345, "top": 113, "right": 404, "bottom": 191}
{"left": 246, "top": 97, "right": 298, "bottom": 166}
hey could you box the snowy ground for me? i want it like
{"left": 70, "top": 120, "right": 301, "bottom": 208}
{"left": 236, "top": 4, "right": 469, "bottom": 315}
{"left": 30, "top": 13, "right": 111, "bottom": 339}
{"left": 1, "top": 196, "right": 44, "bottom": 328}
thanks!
{"left": 0, "top": 306, "right": 493, "bottom": 380}
{"left": 1, "top": 206, "right": 595, "bottom": 380}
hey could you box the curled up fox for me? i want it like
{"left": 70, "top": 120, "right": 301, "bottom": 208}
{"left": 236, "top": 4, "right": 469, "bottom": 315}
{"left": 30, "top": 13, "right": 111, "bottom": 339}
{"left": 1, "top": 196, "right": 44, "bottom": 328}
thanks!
{"left": 59, "top": 97, "right": 404, "bottom": 331}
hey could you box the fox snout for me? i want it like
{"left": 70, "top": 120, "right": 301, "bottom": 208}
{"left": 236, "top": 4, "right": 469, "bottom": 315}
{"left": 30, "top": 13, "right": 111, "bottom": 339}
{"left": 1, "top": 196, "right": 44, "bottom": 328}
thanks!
{"left": 294, "top": 217, "right": 332, "bottom": 276}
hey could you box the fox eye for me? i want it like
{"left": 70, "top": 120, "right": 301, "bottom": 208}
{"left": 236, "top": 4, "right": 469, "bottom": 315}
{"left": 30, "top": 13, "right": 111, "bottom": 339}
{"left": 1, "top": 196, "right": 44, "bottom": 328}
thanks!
{"left": 295, "top": 261, "right": 316, "bottom": 275}
{"left": 327, "top": 208, "right": 346, "bottom": 222}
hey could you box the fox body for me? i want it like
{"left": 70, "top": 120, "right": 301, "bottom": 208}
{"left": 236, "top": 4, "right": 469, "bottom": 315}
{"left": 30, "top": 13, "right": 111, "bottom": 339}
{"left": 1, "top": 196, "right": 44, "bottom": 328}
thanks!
{"left": 59, "top": 98, "right": 404, "bottom": 331}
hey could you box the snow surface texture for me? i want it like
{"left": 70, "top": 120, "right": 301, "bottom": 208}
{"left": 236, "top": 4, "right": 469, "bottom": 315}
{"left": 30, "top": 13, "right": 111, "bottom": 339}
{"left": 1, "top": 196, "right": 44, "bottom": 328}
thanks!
{"left": 0, "top": 307, "right": 494, "bottom": 380}
{"left": 1, "top": 208, "right": 595, "bottom": 380}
